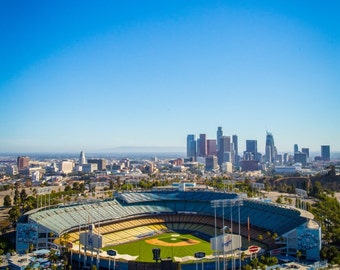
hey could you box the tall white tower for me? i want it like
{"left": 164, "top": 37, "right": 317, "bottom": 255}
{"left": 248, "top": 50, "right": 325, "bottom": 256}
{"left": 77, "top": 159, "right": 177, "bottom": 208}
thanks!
{"left": 79, "top": 150, "right": 86, "bottom": 165}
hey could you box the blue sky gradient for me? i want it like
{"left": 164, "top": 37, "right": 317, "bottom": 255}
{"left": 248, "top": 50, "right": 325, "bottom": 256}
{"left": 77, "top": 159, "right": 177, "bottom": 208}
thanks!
{"left": 0, "top": 1, "right": 339, "bottom": 153}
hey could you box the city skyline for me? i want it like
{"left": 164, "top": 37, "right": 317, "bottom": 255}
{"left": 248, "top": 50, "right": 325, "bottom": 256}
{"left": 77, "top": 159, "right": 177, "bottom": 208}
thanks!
{"left": 186, "top": 129, "right": 333, "bottom": 160}
{"left": 1, "top": 1, "right": 339, "bottom": 153}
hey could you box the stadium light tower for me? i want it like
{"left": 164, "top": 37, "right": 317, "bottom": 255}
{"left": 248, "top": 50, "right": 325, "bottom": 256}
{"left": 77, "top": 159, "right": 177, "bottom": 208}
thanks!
{"left": 236, "top": 200, "right": 243, "bottom": 270}
{"left": 211, "top": 199, "right": 227, "bottom": 270}
{"left": 211, "top": 198, "right": 243, "bottom": 270}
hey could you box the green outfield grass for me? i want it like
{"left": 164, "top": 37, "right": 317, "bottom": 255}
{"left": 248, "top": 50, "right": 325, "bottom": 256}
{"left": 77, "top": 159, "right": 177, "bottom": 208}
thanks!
{"left": 102, "top": 233, "right": 213, "bottom": 262}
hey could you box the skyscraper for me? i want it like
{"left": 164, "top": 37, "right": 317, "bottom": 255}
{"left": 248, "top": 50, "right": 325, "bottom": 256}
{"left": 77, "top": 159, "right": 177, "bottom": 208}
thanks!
{"left": 205, "top": 155, "right": 218, "bottom": 171}
{"left": 186, "top": 135, "right": 196, "bottom": 160}
{"left": 294, "top": 152, "right": 307, "bottom": 167}
{"left": 232, "top": 134, "right": 238, "bottom": 164}
{"left": 88, "top": 158, "right": 107, "bottom": 171}
{"left": 294, "top": 144, "right": 299, "bottom": 153}
{"left": 79, "top": 150, "right": 86, "bottom": 165}
{"left": 283, "top": 153, "right": 289, "bottom": 164}
{"left": 301, "top": 148, "right": 310, "bottom": 162}
{"left": 217, "top": 127, "right": 223, "bottom": 151}
{"left": 199, "top": 134, "right": 207, "bottom": 157}
{"left": 17, "top": 156, "right": 29, "bottom": 171}
{"left": 218, "top": 136, "right": 231, "bottom": 165}
{"left": 207, "top": 139, "right": 217, "bottom": 156}
{"left": 321, "top": 145, "right": 330, "bottom": 161}
{"left": 246, "top": 140, "right": 258, "bottom": 160}
{"left": 265, "top": 131, "right": 276, "bottom": 164}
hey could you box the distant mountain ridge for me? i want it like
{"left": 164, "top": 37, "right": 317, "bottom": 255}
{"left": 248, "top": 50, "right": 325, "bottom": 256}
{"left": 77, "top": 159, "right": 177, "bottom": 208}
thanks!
{"left": 0, "top": 146, "right": 186, "bottom": 160}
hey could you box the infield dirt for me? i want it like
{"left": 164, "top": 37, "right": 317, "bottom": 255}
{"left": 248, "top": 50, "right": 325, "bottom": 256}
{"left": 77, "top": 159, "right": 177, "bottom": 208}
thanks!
{"left": 145, "top": 237, "right": 200, "bottom": 246}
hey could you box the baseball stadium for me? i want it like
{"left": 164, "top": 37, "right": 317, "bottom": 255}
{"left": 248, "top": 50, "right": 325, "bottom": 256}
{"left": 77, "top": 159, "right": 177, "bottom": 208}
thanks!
{"left": 16, "top": 185, "right": 321, "bottom": 269}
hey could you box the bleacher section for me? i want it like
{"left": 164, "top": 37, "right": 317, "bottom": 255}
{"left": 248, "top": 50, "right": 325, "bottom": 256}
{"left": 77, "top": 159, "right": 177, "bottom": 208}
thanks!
{"left": 28, "top": 191, "right": 309, "bottom": 247}
{"left": 62, "top": 213, "right": 276, "bottom": 248}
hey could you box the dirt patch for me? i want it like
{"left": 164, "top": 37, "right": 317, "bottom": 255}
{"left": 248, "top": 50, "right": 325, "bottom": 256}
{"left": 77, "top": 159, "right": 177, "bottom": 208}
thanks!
{"left": 145, "top": 238, "right": 200, "bottom": 246}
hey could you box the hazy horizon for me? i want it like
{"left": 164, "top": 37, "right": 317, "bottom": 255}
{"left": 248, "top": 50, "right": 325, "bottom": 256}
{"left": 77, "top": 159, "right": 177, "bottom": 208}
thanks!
{"left": 1, "top": 146, "right": 339, "bottom": 158}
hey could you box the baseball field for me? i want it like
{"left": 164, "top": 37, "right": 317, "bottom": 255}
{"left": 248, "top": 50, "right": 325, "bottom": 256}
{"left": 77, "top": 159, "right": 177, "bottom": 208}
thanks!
{"left": 102, "top": 232, "right": 213, "bottom": 262}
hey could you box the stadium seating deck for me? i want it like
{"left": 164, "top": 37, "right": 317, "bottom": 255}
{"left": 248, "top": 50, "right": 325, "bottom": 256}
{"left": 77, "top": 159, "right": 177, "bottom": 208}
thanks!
{"left": 29, "top": 191, "right": 308, "bottom": 248}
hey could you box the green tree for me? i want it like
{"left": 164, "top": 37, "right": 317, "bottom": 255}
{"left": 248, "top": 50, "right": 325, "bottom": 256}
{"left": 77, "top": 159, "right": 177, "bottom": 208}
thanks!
{"left": 241, "top": 252, "right": 246, "bottom": 261}
{"left": 250, "top": 258, "right": 259, "bottom": 269}
{"left": 79, "top": 182, "right": 85, "bottom": 192}
{"left": 333, "top": 226, "right": 340, "bottom": 244}
{"left": 9, "top": 206, "right": 21, "bottom": 224}
{"left": 13, "top": 188, "right": 21, "bottom": 206}
{"left": 3, "top": 195, "right": 12, "bottom": 207}
{"left": 321, "top": 245, "right": 340, "bottom": 264}
{"left": 268, "top": 256, "right": 278, "bottom": 265}
{"left": 0, "top": 218, "right": 11, "bottom": 233}
{"left": 64, "top": 185, "right": 72, "bottom": 192}
{"left": 109, "top": 180, "right": 114, "bottom": 190}
{"left": 20, "top": 189, "right": 28, "bottom": 204}
{"left": 49, "top": 250, "right": 59, "bottom": 263}
{"left": 72, "top": 182, "right": 80, "bottom": 191}
{"left": 264, "top": 179, "right": 271, "bottom": 191}
{"left": 287, "top": 198, "right": 292, "bottom": 205}
{"left": 0, "top": 241, "right": 6, "bottom": 255}
{"left": 276, "top": 196, "right": 282, "bottom": 204}
{"left": 116, "top": 176, "right": 121, "bottom": 187}
{"left": 24, "top": 196, "right": 36, "bottom": 212}
{"left": 312, "top": 181, "right": 323, "bottom": 197}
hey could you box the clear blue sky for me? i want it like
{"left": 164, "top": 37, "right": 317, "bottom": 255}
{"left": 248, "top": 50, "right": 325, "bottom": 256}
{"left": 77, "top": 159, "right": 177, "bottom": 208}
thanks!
{"left": 0, "top": 0, "right": 339, "bottom": 154}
